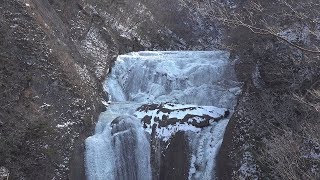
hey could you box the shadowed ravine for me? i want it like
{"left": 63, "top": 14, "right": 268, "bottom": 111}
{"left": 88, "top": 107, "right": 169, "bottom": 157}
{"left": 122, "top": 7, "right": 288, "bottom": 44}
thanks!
{"left": 85, "top": 51, "right": 242, "bottom": 180}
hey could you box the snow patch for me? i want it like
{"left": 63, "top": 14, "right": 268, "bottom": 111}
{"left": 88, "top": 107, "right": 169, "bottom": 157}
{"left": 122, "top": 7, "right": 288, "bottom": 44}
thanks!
{"left": 238, "top": 151, "right": 260, "bottom": 180}
{"left": 56, "top": 121, "right": 75, "bottom": 128}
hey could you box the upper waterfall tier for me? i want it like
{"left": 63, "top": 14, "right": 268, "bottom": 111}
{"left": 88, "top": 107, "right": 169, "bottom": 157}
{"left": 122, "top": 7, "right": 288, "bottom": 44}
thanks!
{"left": 105, "top": 51, "right": 241, "bottom": 109}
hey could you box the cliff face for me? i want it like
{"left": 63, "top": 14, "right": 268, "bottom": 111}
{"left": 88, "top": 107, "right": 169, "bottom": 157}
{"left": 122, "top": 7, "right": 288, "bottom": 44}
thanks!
{"left": 1, "top": 0, "right": 319, "bottom": 179}
{"left": 0, "top": 0, "right": 223, "bottom": 179}
{"left": 218, "top": 44, "right": 320, "bottom": 179}
{"left": 215, "top": 1, "right": 320, "bottom": 179}
{"left": 0, "top": 1, "right": 105, "bottom": 179}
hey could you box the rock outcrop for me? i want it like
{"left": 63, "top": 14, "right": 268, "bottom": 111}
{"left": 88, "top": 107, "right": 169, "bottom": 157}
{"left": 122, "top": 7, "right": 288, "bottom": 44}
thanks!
{"left": 2, "top": 0, "right": 319, "bottom": 179}
{"left": 0, "top": 0, "right": 223, "bottom": 179}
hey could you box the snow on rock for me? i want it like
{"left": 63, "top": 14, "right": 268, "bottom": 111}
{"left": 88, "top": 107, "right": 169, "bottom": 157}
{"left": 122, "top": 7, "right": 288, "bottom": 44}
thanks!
{"left": 86, "top": 51, "right": 242, "bottom": 180}
{"left": 278, "top": 23, "right": 311, "bottom": 45}
{"left": 56, "top": 121, "right": 75, "bottom": 128}
{"left": 79, "top": 28, "right": 109, "bottom": 79}
{"left": 238, "top": 151, "right": 260, "bottom": 180}
{"left": 0, "top": 167, "right": 9, "bottom": 179}
{"left": 134, "top": 103, "right": 229, "bottom": 141}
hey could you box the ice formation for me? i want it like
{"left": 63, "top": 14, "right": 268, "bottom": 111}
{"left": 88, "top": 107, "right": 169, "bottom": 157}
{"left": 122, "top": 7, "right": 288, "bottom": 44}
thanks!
{"left": 85, "top": 51, "right": 241, "bottom": 180}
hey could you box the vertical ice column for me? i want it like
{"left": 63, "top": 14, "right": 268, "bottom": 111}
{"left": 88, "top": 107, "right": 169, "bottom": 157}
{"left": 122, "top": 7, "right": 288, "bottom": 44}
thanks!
{"left": 85, "top": 116, "right": 151, "bottom": 180}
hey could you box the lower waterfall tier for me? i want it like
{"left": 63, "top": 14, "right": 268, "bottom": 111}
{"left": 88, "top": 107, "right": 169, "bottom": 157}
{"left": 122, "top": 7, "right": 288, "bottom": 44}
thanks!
{"left": 86, "top": 115, "right": 151, "bottom": 180}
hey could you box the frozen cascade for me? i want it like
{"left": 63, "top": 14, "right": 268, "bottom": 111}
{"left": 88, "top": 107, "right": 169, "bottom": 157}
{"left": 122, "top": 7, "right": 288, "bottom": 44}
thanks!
{"left": 86, "top": 115, "right": 151, "bottom": 180}
{"left": 85, "top": 51, "right": 242, "bottom": 180}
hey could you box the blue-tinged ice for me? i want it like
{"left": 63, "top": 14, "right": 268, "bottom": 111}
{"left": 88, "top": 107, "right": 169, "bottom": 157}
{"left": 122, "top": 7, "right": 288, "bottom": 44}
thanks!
{"left": 85, "top": 51, "right": 242, "bottom": 180}
{"left": 105, "top": 51, "right": 239, "bottom": 109}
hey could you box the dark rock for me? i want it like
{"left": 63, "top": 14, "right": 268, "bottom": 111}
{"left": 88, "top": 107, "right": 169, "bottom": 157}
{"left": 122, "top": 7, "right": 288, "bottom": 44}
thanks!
{"left": 159, "top": 132, "right": 190, "bottom": 180}
{"left": 111, "top": 116, "right": 139, "bottom": 135}
{"left": 0, "top": 0, "right": 223, "bottom": 178}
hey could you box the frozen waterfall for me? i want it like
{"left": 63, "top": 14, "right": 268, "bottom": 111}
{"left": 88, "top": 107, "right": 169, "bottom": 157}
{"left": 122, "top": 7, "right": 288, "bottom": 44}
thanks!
{"left": 85, "top": 51, "right": 241, "bottom": 180}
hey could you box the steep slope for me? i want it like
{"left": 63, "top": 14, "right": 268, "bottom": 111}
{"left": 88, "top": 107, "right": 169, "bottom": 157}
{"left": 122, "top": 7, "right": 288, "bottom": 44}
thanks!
{"left": 0, "top": 1, "right": 105, "bottom": 179}
{"left": 3, "top": 0, "right": 318, "bottom": 179}
{"left": 0, "top": 0, "right": 224, "bottom": 179}
{"left": 214, "top": 1, "right": 320, "bottom": 179}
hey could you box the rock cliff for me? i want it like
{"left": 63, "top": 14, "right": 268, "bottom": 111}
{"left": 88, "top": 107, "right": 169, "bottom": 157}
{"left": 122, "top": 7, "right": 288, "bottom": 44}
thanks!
{"left": 1, "top": 0, "right": 319, "bottom": 179}
{"left": 0, "top": 0, "right": 222, "bottom": 179}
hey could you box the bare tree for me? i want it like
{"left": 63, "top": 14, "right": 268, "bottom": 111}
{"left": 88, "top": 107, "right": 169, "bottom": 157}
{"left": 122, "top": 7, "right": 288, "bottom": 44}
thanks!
{"left": 183, "top": 0, "right": 320, "bottom": 54}
{"left": 180, "top": 0, "right": 320, "bottom": 179}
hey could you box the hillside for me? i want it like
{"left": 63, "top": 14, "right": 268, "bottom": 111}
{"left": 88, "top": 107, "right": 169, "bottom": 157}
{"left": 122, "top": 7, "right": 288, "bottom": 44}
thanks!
{"left": 0, "top": 0, "right": 319, "bottom": 179}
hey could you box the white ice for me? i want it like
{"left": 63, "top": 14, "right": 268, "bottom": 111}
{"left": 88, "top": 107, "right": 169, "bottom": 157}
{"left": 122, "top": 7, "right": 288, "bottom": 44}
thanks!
{"left": 85, "top": 51, "right": 242, "bottom": 180}
{"left": 105, "top": 51, "right": 241, "bottom": 109}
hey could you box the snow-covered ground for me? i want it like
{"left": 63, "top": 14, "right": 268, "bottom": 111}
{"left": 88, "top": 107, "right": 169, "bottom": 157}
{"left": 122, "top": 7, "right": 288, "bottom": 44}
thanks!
{"left": 85, "top": 51, "right": 242, "bottom": 180}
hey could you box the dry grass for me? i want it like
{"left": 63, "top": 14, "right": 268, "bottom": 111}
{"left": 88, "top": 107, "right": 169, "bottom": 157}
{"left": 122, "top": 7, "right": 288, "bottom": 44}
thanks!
{"left": 260, "top": 111, "right": 320, "bottom": 180}
{"left": 294, "top": 88, "right": 320, "bottom": 112}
